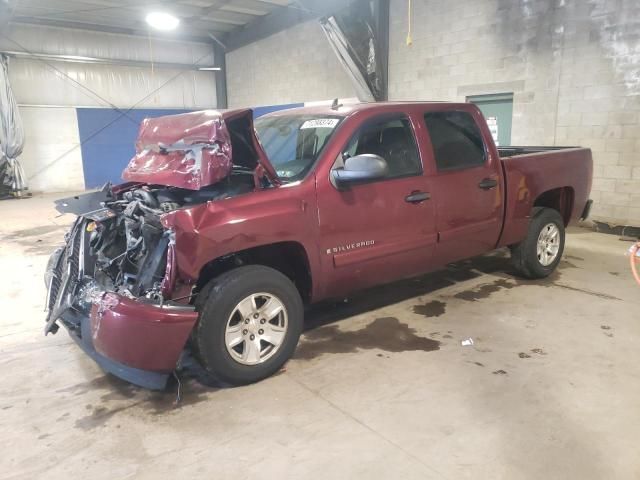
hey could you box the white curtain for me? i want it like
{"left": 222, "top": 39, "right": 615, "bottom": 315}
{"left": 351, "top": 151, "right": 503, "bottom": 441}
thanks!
{"left": 0, "top": 54, "right": 27, "bottom": 196}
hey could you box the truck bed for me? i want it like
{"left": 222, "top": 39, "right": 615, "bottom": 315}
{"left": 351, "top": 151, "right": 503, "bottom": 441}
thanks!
{"left": 497, "top": 145, "right": 593, "bottom": 248}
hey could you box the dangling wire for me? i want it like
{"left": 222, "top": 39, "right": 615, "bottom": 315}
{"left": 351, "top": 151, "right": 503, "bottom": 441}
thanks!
{"left": 406, "top": 0, "right": 413, "bottom": 46}
{"left": 172, "top": 371, "right": 183, "bottom": 406}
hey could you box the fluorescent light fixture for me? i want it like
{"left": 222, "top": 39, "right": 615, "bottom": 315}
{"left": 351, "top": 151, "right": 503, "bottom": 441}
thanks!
{"left": 146, "top": 12, "right": 180, "bottom": 31}
{"left": 198, "top": 67, "right": 221, "bottom": 71}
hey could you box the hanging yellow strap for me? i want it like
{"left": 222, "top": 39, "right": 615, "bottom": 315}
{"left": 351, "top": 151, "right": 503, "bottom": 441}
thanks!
{"left": 406, "top": 0, "right": 413, "bottom": 46}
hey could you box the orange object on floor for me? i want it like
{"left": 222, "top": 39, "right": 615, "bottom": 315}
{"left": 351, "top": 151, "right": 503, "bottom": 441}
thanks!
{"left": 631, "top": 242, "right": 640, "bottom": 286}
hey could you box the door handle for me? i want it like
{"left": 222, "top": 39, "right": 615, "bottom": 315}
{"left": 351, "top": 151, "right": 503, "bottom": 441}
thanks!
{"left": 478, "top": 178, "right": 498, "bottom": 190}
{"left": 405, "top": 191, "right": 431, "bottom": 203}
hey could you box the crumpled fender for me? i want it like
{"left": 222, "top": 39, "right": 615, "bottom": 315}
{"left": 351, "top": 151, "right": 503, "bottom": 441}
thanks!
{"left": 159, "top": 188, "right": 318, "bottom": 286}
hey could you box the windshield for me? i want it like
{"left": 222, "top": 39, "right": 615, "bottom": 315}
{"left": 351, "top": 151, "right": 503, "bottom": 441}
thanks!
{"left": 254, "top": 114, "right": 342, "bottom": 181}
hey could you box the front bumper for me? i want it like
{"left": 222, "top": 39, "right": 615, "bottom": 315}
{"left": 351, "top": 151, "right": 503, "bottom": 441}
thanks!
{"left": 63, "top": 309, "right": 170, "bottom": 390}
{"left": 90, "top": 293, "right": 198, "bottom": 373}
{"left": 59, "top": 294, "right": 198, "bottom": 390}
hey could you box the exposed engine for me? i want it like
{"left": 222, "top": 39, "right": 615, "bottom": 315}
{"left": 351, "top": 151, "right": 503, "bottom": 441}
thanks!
{"left": 90, "top": 187, "right": 171, "bottom": 299}
{"left": 76, "top": 171, "right": 255, "bottom": 300}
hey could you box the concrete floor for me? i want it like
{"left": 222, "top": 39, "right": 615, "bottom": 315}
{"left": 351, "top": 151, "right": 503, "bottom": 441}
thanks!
{"left": 1, "top": 193, "right": 639, "bottom": 480}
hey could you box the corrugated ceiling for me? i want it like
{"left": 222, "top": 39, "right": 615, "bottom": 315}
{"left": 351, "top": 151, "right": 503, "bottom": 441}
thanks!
{"left": 7, "top": 0, "right": 296, "bottom": 42}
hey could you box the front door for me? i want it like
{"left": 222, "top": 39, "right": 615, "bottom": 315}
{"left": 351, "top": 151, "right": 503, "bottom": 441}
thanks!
{"left": 421, "top": 108, "right": 504, "bottom": 265}
{"left": 316, "top": 113, "right": 437, "bottom": 300}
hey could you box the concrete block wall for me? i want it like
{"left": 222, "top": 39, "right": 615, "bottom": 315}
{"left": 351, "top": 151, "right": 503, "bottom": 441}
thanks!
{"left": 389, "top": 0, "right": 640, "bottom": 226}
{"left": 226, "top": 20, "right": 355, "bottom": 107}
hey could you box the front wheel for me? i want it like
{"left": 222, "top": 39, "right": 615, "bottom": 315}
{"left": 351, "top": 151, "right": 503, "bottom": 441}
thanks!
{"left": 194, "top": 265, "right": 303, "bottom": 385}
{"left": 510, "top": 207, "right": 566, "bottom": 279}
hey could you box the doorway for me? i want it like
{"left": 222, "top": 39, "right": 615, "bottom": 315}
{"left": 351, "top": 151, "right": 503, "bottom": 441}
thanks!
{"left": 467, "top": 93, "right": 513, "bottom": 147}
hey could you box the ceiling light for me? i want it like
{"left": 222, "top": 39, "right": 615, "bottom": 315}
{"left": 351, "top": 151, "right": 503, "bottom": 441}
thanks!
{"left": 146, "top": 12, "right": 180, "bottom": 31}
{"left": 198, "top": 67, "right": 221, "bottom": 71}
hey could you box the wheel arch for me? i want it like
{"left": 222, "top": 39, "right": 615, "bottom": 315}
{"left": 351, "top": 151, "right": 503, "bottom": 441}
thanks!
{"left": 195, "top": 241, "right": 313, "bottom": 304}
{"left": 533, "top": 186, "right": 574, "bottom": 226}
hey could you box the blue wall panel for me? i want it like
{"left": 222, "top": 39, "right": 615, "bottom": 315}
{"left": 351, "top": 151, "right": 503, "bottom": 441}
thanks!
{"left": 77, "top": 103, "right": 304, "bottom": 189}
{"left": 253, "top": 103, "right": 303, "bottom": 118}
{"left": 77, "top": 108, "right": 190, "bottom": 189}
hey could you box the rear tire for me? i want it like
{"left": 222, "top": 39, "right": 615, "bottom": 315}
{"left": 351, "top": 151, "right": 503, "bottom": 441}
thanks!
{"left": 194, "top": 265, "right": 303, "bottom": 385}
{"left": 510, "top": 207, "right": 565, "bottom": 279}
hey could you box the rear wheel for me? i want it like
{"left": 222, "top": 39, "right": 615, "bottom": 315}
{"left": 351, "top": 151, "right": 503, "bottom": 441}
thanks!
{"left": 511, "top": 207, "right": 565, "bottom": 279}
{"left": 195, "top": 265, "right": 303, "bottom": 385}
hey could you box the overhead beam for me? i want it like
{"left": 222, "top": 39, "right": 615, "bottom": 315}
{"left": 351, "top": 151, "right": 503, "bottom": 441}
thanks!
{"left": 11, "top": 16, "right": 216, "bottom": 44}
{"left": 11, "top": 0, "right": 189, "bottom": 19}
{"left": 375, "top": 0, "right": 390, "bottom": 101}
{"left": 1, "top": 50, "right": 219, "bottom": 71}
{"left": 213, "top": 41, "right": 228, "bottom": 109}
{"left": 0, "top": 1, "right": 14, "bottom": 31}
{"left": 224, "top": 0, "right": 355, "bottom": 52}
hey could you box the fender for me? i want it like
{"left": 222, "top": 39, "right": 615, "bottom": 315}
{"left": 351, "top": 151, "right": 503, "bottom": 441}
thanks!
{"left": 160, "top": 181, "right": 322, "bottom": 299}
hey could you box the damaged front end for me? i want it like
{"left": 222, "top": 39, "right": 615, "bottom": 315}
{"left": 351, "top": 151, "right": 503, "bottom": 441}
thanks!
{"left": 43, "top": 185, "right": 203, "bottom": 389}
{"left": 44, "top": 109, "right": 271, "bottom": 389}
{"left": 45, "top": 188, "right": 165, "bottom": 332}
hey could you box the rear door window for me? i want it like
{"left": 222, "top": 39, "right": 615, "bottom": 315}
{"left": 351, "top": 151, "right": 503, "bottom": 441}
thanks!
{"left": 423, "top": 111, "right": 486, "bottom": 171}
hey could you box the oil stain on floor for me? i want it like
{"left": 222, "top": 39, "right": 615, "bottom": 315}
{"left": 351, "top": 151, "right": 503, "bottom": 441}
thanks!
{"left": 453, "top": 278, "right": 516, "bottom": 301}
{"left": 2, "top": 223, "right": 69, "bottom": 255}
{"left": 601, "top": 325, "right": 614, "bottom": 337}
{"left": 62, "top": 374, "right": 216, "bottom": 431}
{"left": 412, "top": 300, "right": 446, "bottom": 317}
{"left": 445, "top": 271, "right": 619, "bottom": 304}
{"left": 294, "top": 317, "right": 441, "bottom": 361}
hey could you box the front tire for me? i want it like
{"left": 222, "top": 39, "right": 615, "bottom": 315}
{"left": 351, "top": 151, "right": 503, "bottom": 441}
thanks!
{"left": 195, "top": 265, "right": 303, "bottom": 385}
{"left": 510, "top": 207, "right": 565, "bottom": 279}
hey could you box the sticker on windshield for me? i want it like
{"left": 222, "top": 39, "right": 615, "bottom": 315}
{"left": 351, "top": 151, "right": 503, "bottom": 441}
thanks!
{"left": 300, "top": 118, "right": 339, "bottom": 130}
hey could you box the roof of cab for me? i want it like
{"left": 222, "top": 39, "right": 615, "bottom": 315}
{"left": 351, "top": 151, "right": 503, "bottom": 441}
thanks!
{"left": 258, "top": 101, "right": 467, "bottom": 119}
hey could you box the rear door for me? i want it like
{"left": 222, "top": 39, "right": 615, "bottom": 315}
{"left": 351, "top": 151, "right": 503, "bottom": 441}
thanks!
{"left": 421, "top": 108, "right": 504, "bottom": 264}
{"left": 315, "top": 112, "right": 437, "bottom": 299}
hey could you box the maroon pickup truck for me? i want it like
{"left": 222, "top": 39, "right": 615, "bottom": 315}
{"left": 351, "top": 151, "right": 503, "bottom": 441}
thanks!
{"left": 45, "top": 102, "right": 593, "bottom": 389}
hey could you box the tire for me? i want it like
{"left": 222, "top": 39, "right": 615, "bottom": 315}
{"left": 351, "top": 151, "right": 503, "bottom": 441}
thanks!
{"left": 194, "top": 265, "right": 303, "bottom": 385}
{"left": 510, "top": 207, "right": 565, "bottom": 279}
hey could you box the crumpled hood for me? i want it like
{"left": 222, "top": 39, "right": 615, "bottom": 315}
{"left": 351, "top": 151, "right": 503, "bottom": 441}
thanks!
{"left": 122, "top": 109, "right": 277, "bottom": 190}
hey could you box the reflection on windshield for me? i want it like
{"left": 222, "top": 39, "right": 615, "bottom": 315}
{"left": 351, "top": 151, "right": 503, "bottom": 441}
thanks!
{"left": 254, "top": 114, "right": 342, "bottom": 181}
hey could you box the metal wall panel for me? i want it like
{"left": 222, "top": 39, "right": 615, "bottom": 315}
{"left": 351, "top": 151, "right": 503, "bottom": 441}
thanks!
{"left": 2, "top": 24, "right": 216, "bottom": 108}
{"left": 19, "top": 106, "right": 85, "bottom": 192}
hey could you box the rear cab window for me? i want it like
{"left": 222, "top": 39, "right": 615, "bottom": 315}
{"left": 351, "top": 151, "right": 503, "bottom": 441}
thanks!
{"left": 423, "top": 111, "right": 486, "bottom": 171}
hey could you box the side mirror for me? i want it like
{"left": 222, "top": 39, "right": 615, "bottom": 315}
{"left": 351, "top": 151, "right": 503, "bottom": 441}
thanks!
{"left": 331, "top": 154, "right": 389, "bottom": 187}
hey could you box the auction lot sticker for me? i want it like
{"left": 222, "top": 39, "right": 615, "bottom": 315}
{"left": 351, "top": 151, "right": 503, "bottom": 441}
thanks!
{"left": 300, "top": 118, "right": 340, "bottom": 129}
